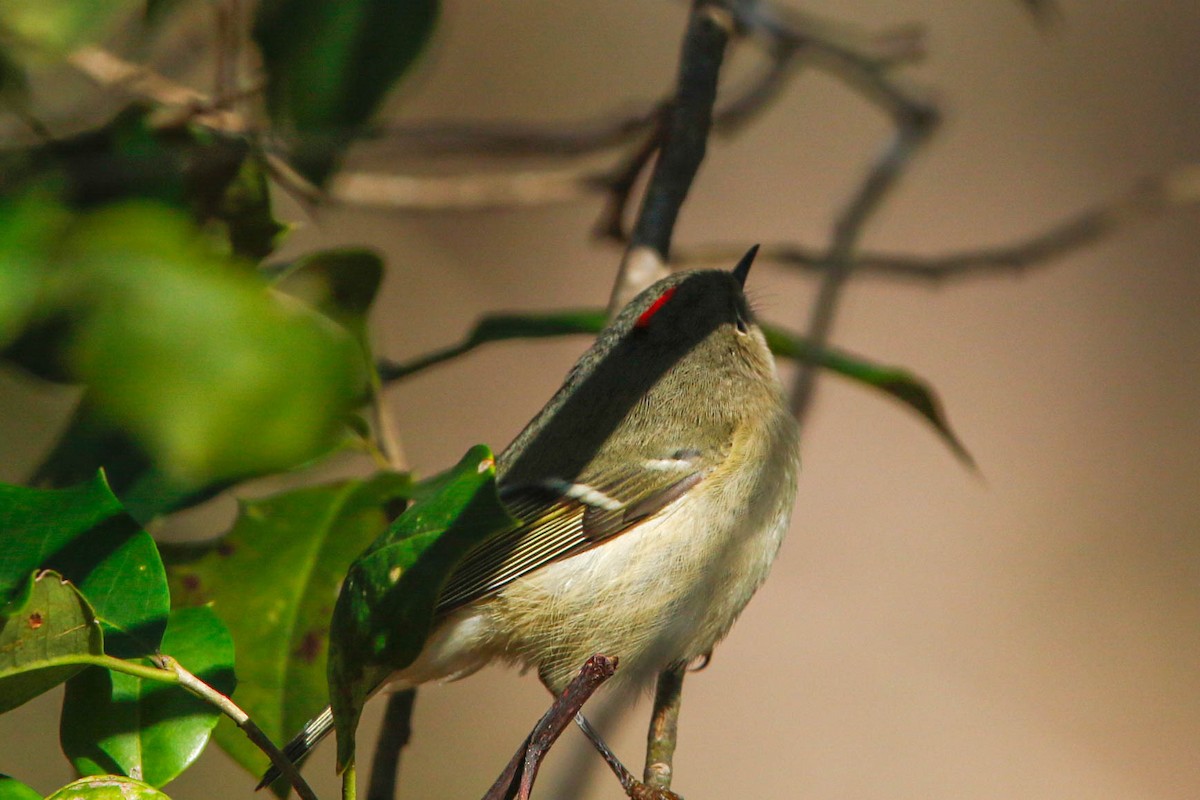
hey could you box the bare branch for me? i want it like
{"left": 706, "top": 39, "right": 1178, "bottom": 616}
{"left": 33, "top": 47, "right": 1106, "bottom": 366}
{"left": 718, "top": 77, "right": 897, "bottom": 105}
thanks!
{"left": 327, "top": 164, "right": 603, "bottom": 211}
{"left": 66, "top": 46, "right": 249, "bottom": 133}
{"left": 367, "top": 689, "right": 416, "bottom": 800}
{"left": 482, "top": 655, "right": 618, "bottom": 800}
{"left": 675, "top": 164, "right": 1200, "bottom": 282}
{"left": 607, "top": 1, "right": 736, "bottom": 314}
{"left": 789, "top": 108, "right": 937, "bottom": 421}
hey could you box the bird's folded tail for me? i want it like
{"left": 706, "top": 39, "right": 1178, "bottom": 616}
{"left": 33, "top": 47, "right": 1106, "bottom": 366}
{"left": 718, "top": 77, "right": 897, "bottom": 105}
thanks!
{"left": 256, "top": 705, "right": 335, "bottom": 790}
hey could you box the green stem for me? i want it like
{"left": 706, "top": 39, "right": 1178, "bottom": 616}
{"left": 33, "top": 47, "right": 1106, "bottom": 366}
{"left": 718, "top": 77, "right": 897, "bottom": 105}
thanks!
{"left": 75, "top": 653, "right": 320, "bottom": 800}
{"left": 76, "top": 654, "right": 180, "bottom": 683}
{"left": 343, "top": 759, "right": 357, "bottom": 800}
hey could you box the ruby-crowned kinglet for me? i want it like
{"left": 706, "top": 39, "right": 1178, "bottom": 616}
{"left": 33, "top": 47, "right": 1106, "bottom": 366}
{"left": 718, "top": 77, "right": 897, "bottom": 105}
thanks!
{"left": 267, "top": 245, "right": 799, "bottom": 776}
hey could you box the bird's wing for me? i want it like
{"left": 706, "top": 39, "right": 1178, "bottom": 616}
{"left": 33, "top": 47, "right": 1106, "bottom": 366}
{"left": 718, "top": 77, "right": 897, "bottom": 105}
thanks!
{"left": 434, "top": 459, "right": 705, "bottom": 615}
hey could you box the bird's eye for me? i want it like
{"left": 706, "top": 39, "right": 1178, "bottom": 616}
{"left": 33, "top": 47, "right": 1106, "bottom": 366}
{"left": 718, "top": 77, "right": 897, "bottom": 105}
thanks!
{"left": 734, "top": 314, "right": 749, "bottom": 334}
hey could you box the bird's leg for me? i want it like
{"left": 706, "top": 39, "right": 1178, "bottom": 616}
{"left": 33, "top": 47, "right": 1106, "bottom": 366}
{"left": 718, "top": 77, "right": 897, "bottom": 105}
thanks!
{"left": 574, "top": 713, "right": 683, "bottom": 800}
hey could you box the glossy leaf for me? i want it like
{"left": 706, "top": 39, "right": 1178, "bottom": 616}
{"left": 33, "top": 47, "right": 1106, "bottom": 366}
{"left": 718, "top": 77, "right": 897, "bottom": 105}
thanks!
{"left": 45, "top": 776, "right": 171, "bottom": 800}
{"left": 253, "top": 0, "right": 439, "bottom": 182}
{"left": 0, "top": 774, "right": 41, "bottom": 800}
{"left": 329, "top": 445, "right": 516, "bottom": 769}
{"left": 165, "top": 473, "right": 410, "bottom": 777}
{"left": 0, "top": 475, "right": 168, "bottom": 656}
{"left": 61, "top": 607, "right": 235, "bottom": 788}
{"left": 0, "top": 571, "right": 103, "bottom": 714}
{"left": 379, "top": 309, "right": 972, "bottom": 465}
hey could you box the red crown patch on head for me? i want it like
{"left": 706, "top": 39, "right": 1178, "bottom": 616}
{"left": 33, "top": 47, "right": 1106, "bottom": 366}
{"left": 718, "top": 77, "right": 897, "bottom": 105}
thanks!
{"left": 635, "top": 287, "right": 677, "bottom": 329}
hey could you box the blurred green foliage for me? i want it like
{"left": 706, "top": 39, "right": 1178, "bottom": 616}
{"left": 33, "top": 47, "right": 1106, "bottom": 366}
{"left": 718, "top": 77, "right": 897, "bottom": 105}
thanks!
{"left": 0, "top": 0, "right": 440, "bottom": 795}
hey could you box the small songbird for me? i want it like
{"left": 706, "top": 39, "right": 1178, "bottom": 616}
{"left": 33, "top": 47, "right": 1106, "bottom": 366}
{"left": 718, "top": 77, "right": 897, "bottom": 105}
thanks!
{"left": 264, "top": 245, "right": 800, "bottom": 781}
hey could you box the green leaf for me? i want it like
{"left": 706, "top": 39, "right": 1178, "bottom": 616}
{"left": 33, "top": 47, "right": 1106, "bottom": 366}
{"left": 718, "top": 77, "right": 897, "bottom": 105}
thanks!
{"left": 0, "top": 474, "right": 169, "bottom": 656}
{"left": 328, "top": 445, "right": 516, "bottom": 769}
{"left": 0, "top": 774, "right": 42, "bottom": 800}
{"left": 61, "top": 607, "right": 235, "bottom": 788}
{"left": 378, "top": 309, "right": 972, "bottom": 466}
{"left": 165, "top": 472, "right": 410, "bottom": 777}
{"left": 23, "top": 212, "right": 367, "bottom": 518}
{"left": 253, "top": 0, "right": 439, "bottom": 183}
{"left": 761, "top": 324, "right": 975, "bottom": 467}
{"left": 272, "top": 249, "right": 385, "bottom": 341}
{"left": 56, "top": 202, "right": 366, "bottom": 487}
{"left": 209, "top": 151, "right": 287, "bottom": 261}
{"left": 28, "top": 401, "right": 226, "bottom": 523}
{"left": 45, "top": 776, "right": 171, "bottom": 800}
{"left": 0, "top": 571, "right": 103, "bottom": 714}
{"left": 0, "top": 193, "right": 70, "bottom": 352}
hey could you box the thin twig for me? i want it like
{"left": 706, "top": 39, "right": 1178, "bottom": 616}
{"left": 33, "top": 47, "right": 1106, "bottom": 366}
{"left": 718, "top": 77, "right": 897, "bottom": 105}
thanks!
{"left": 742, "top": 4, "right": 930, "bottom": 119}
{"left": 368, "top": 355, "right": 410, "bottom": 471}
{"left": 327, "top": 165, "right": 602, "bottom": 211}
{"left": 593, "top": 106, "right": 670, "bottom": 242}
{"left": 607, "top": 1, "right": 736, "bottom": 315}
{"left": 571, "top": 714, "right": 642, "bottom": 796}
{"left": 790, "top": 107, "right": 937, "bottom": 421}
{"left": 66, "top": 46, "right": 247, "bottom": 133}
{"left": 158, "top": 656, "right": 320, "bottom": 800}
{"left": 367, "top": 690, "right": 416, "bottom": 800}
{"left": 676, "top": 165, "right": 1200, "bottom": 282}
{"left": 482, "top": 655, "right": 618, "bottom": 800}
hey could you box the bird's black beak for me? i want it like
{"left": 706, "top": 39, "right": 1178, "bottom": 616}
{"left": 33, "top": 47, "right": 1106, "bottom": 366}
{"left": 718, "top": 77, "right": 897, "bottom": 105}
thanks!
{"left": 732, "top": 244, "right": 759, "bottom": 288}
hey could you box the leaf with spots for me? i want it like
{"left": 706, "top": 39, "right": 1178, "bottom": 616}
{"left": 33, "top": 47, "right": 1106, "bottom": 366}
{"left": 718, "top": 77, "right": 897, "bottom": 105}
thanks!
{"left": 60, "top": 606, "right": 235, "bottom": 788}
{"left": 164, "top": 472, "right": 410, "bottom": 777}
{"left": 0, "top": 571, "right": 103, "bottom": 714}
{"left": 328, "top": 445, "right": 517, "bottom": 770}
{"left": 0, "top": 474, "right": 169, "bottom": 657}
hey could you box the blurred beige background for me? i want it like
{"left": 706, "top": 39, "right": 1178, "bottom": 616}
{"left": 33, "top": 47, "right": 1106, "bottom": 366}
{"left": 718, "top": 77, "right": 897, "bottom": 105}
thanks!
{"left": 2, "top": 1, "right": 1198, "bottom": 798}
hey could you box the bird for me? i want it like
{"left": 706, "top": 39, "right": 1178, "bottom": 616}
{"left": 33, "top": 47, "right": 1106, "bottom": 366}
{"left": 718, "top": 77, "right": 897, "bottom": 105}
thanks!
{"left": 262, "top": 245, "right": 800, "bottom": 786}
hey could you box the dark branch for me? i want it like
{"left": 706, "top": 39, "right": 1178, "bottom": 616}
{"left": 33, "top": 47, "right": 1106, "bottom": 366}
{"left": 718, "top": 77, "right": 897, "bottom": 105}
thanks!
{"left": 366, "top": 689, "right": 416, "bottom": 800}
{"left": 482, "top": 654, "right": 618, "bottom": 800}
{"left": 629, "top": 3, "right": 733, "bottom": 260}
{"left": 677, "top": 168, "right": 1200, "bottom": 282}
{"left": 788, "top": 64, "right": 939, "bottom": 420}
{"left": 593, "top": 106, "right": 671, "bottom": 242}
